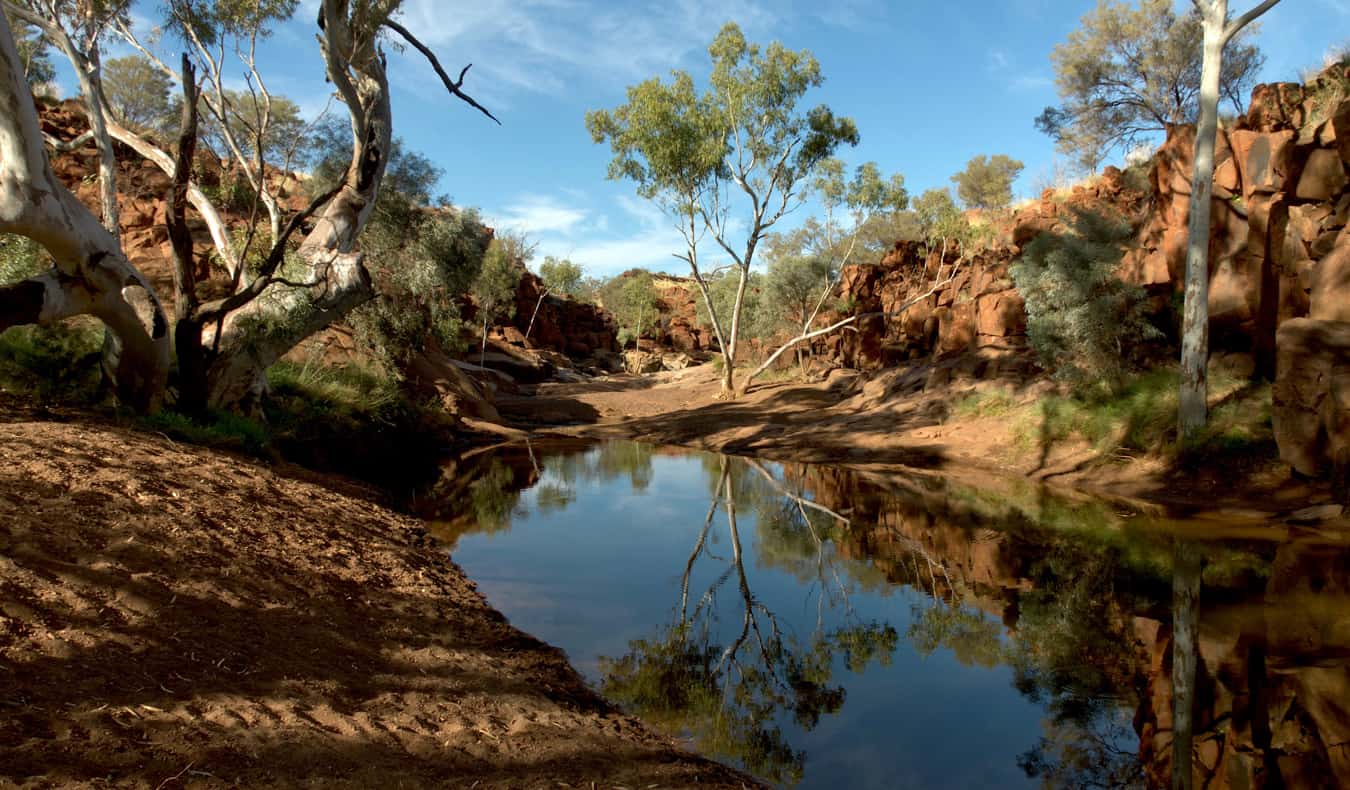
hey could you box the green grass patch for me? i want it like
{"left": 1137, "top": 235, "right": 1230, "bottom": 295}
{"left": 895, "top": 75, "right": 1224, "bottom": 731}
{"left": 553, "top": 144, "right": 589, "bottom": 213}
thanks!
{"left": 263, "top": 360, "right": 451, "bottom": 489}
{"left": 948, "top": 388, "right": 1021, "bottom": 420}
{"left": 139, "top": 409, "right": 272, "bottom": 456}
{"left": 1015, "top": 368, "right": 1275, "bottom": 465}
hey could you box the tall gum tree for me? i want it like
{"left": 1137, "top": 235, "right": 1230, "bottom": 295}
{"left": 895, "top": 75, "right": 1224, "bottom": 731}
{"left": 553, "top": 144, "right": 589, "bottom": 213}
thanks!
{"left": 0, "top": 9, "right": 169, "bottom": 410}
{"left": 1035, "top": 0, "right": 1265, "bottom": 173}
{"left": 1176, "top": 0, "right": 1280, "bottom": 441}
{"left": 588, "top": 22, "right": 858, "bottom": 396}
{"left": 3, "top": 0, "right": 498, "bottom": 412}
{"left": 742, "top": 159, "right": 907, "bottom": 391}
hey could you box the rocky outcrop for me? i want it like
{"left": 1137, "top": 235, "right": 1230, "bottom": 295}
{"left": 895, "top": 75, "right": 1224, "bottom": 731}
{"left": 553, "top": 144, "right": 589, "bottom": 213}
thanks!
{"left": 1273, "top": 318, "right": 1350, "bottom": 485}
{"left": 507, "top": 272, "right": 619, "bottom": 360}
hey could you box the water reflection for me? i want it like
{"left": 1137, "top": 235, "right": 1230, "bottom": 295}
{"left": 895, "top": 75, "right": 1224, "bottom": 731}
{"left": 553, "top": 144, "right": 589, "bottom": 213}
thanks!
{"left": 420, "top": 441, "right": 1350, "bottom": 789}
{"left": 600, "top": 456, "right": 898, "bottom": 785}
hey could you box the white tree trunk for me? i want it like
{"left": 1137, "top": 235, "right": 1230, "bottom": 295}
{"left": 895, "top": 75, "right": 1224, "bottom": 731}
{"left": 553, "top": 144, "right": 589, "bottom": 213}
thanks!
{"left": 1178, "top": 0, "right": 1281, "bottom": 438}
{"left": 0, "top": 12, "right": 168, "bottom": 410}
{"left": 198, "top": 0, "right": 390, "bottom": 410}
{"left": 104, "top": 118, "right": 243, "bottom": 279}
{"left": 1178, "top": 3, "right": 1226, "bottom": 439}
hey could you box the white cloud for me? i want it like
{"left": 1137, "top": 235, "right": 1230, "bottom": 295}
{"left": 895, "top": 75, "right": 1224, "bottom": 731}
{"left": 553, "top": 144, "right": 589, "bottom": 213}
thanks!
{"left": 494, "top": 194, "right": 590, "bottom": 235}
{"left": 488, "top": 190, "right": 695, "bottom": 278}
{"left": 386, "top": 0, "right": 879, "bottom": 101}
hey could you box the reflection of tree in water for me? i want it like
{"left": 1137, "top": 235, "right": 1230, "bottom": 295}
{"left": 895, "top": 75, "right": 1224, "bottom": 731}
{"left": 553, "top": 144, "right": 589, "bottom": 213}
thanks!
{"left": 466, "top": 461, "right": 527, "bottom": 532}
{"left": 894, "top": 521, "right": 1149, "bottom": 788}
{"left": 600, "top": 456, "right": 897, "bottom": 786}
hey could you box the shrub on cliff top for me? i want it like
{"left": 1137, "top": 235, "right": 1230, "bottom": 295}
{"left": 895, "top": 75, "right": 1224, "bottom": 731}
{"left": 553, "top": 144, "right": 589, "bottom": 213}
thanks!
{"left": 1011, "top": 208, "right": 1161, "bottom": 390}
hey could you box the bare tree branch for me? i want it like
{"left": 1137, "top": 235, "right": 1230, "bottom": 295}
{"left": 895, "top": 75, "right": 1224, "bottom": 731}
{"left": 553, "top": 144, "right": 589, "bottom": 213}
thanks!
{"left": 381, "top": 18, "right": 500, "bottom": 125}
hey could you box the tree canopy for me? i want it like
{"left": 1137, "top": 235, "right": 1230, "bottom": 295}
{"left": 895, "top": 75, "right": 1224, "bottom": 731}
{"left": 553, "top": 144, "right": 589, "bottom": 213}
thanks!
{"left": 950, "top": 154, "right": 1024, "bottom": 210}
{"left": 1035, "top": 0, "right": 1264, "bottom": 172}
{"left": 587, "top": 21, "right": 858, "bottom": 394}
{"left": 102, "top": 54, "right": 176, "bottom": 134}
{"left": 538, "top": 256, "right": 584, "bottom": 297}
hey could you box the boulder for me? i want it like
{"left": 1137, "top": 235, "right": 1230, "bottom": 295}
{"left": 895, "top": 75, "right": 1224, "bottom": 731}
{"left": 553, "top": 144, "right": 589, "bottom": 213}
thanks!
{"left": 1229, "top": 129, "right": 1297, "bottom": 201}
{"left": 1295, "top": 148, "right": 1348, "bottom": 202}
{"left": 660, "top": 352, "right": 694, "bottom": 371}
{"left": 935, "top": 301, "right": 976, "bottom": 358}
{"left": 1311, "top": 226, "right": 1350, "bottom": 321}
{"left": 974, "top": 291, "right": 1026, "bottom": 337}
{"left": 623, "top": 350, "right": 664, "bottom": 374}
{"left": 1273, "top": 318, "right": 1350, "bottom": 480}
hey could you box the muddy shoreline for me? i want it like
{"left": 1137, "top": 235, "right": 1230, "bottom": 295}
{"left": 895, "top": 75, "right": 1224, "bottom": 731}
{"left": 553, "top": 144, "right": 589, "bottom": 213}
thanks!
{"left": 505, "top": 365, "right": 1340, "bottom": 525}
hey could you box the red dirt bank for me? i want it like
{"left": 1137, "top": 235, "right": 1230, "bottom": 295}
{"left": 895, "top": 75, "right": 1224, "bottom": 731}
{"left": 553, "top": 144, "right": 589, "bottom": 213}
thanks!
{"left": 0, "top": 395, "right": 755, "bottom": 789}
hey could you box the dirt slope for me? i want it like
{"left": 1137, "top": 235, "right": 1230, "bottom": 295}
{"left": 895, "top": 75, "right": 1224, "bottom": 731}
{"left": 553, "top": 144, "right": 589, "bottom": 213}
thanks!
{"left": 0, "top": 396, "right": 755, "bottom": 789}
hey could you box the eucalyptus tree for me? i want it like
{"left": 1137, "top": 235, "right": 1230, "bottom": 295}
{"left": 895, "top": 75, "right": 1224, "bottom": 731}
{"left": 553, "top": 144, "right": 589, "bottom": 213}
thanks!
{"left": 1173, "top": 9, "right": 1281, "bottom": 784}
{"left": 588, "top": 22, "right": 858, "bottom": 396}
{"left": 1177, "top": 0, "right": 1280, "bottom": 440}
{"left": 950, "top": 154, "right": 1023, "bottom": 210}
{"left": 745, "top": 159, "right": 907, "bottom": 389}
{"left": 4, "top": 0, "right": 128, "bottom": 236}
{"left": 0, "top": 0, "right": 499, "bottom": 412}
{"left": 0, "top": 10, "right": 167, "bottom": 410}
{"left": 1035, "top": 0, "right": 1265, "bottom": 173}
{"left": 525, "top": 255, "right": 584, "bottom": 340}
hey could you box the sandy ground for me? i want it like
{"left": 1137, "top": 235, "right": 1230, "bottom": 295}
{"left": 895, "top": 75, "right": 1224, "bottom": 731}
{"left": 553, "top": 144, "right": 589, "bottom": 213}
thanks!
{"left": 501, "top": 365, "right": 1330, "bottom": 519}
{"left": 0, "top": 395, "right": 756, "bottom": 789}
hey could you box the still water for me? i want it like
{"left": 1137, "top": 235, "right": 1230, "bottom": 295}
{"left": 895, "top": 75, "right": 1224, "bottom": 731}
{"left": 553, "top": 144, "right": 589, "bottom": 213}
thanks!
{"left": 419, "top": 441, "right": 1350, "bottom": 789}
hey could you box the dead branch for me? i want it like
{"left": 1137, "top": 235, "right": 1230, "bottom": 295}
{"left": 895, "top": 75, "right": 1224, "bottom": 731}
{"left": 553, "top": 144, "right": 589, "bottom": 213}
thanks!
{"left": 381, "top": 19, "right": 500, "bottom": 125}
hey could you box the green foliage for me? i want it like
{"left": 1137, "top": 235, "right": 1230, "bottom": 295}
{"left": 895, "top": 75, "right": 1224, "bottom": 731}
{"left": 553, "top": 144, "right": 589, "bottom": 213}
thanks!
{"left": 600, "top": 270, "right": 661, "bottom": 347}
{"left": 102, "top": 55, "right": 177, "bottom": 135}
{"left": 537, "top": 256, "right": 584, "bottom": 296}
{"left": 472, "top": 236, "right": 524, "bottom": 329}
{"left": 1012, "top": 208, "right": 1161, "bottom": 388}
{"left": 140, "top": 409, "right": 271, "bottom": 455}
{"left": 163, "top": 0, "right": 299, "bottom": 49}
{"left": 264, "top": 360, "right": 448, "bottom": 489}
{"left": 588, "top": 22, "right": 859, "bottom": 378}
{"left": 0, "top": 233, "right": 46, "bottom": 284}
{"left": 202, "top": 89, "right": 308, "bottom": 168}
{"left": 694, "top": 270, "right": 775, "bottom": 343}
{"left": 951, "top": 154, "right": 1024, "bottom": 210}
{"left": 0, "top": 320, "right": 104, "bottom": 404}
{"left": 912, "top": 188, "right": 964, "bottom": 250}
{"left": 765, "top": 254, "right": 833, "bottom": 333}
{"left": 4, "top": 10, "right": 55, "bottom": 86}
{"left": 350, "top": 207, "right": 490, "bottom": 368}
{"left": 1016, "top": 369, "right": 1274, "bottom": 463}
{"left": 1036, "top": 0, "right": 1264, "bottom": 171}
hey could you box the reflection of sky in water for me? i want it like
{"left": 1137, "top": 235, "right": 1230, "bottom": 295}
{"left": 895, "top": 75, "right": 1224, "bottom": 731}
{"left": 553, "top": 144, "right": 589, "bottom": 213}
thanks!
{"left": 450, "top": 443, "right": 1078, "bottom": 789}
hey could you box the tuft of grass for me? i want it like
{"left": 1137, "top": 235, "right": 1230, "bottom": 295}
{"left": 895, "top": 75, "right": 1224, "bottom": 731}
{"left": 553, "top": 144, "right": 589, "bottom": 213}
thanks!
{"left": 1011, "top": 368, "right": 1275, "bottom": 466}
{"left": 948, "top": 388, "right": 1020, "bottom": 421}
{"left": 140, "top": 409, "right": 272, "bottom": 456}
{"left": 264, "top": 360, "right": 450, "bottom": 489}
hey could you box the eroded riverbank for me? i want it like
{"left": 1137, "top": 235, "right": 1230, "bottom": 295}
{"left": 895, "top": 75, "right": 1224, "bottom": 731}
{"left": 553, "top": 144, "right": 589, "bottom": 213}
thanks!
{"left": 503, "top": 364, "right": 1340, "bottom": 523}
{"left": 0, "top": 396, "right": 756, "bottom": 789}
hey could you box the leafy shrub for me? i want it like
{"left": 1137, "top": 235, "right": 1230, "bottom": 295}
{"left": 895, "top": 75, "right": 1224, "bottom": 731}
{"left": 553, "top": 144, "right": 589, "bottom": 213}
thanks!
{"left": 0, "top": 319, "right": 104, "bottom": 403}
{"left": 1011, "top": 208, "right": 1162, "bottom": 390}
{"left": 350, "top": 207, "right": 490, "bottom": 368}
{"left": 264, "top": 361, "right": 448, "bottom": 489}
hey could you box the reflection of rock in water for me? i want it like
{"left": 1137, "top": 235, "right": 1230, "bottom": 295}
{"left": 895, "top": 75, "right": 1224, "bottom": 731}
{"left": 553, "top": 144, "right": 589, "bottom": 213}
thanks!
{"left": 1138, "top": 542, "right": 1350, "bottom": 789}
{"left": 779, "top": 461, "right": 1350, "bottom": 789}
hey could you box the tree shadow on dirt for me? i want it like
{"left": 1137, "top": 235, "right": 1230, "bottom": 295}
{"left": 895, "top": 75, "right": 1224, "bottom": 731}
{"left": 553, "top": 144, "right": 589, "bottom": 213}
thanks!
{"left": 0, "top": 424, "right": 752, "bottom": 789}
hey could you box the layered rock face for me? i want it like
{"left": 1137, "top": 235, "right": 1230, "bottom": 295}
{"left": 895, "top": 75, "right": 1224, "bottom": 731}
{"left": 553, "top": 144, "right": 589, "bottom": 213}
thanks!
{"left": 822, "top": 67, "right": 1350, "bottom": 477}
{"left": 506, "top": 271, "right": 619, "bottom": 360}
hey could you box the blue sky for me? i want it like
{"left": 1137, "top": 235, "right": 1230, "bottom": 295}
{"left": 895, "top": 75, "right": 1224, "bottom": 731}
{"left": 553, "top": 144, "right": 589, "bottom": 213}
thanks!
{"left": 86, "top": 0, "right": 1350, "bottom": 277}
